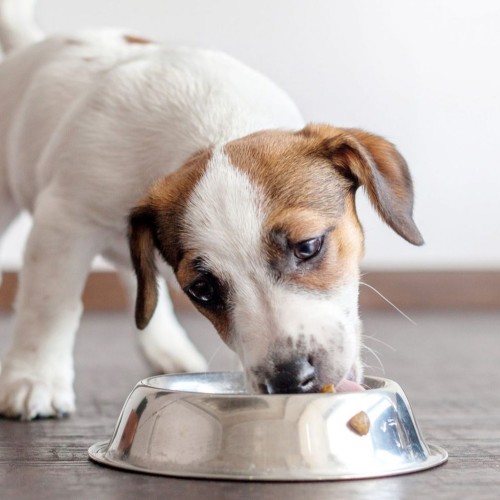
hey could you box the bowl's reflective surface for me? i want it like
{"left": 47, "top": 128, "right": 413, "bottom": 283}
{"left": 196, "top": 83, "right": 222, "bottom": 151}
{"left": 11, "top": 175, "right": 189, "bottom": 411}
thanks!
{"left": 88, "top": 372, "right": 447, "bottom": 481}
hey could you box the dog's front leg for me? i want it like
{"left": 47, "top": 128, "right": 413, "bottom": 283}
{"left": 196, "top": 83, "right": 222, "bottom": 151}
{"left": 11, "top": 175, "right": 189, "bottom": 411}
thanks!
{"left": 0, "top": 192, "right": 104, "bottom": 420}
{"left": 117, "top": 269, "right": 207, "bottom": 374}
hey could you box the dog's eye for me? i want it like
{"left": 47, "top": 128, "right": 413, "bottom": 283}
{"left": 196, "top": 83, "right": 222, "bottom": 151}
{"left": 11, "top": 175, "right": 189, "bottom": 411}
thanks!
{"left": 293, "top": 236, "right": 323, "bottom": 261}
{"left": 186, "top": 276, "right": 218, "bottom": 305}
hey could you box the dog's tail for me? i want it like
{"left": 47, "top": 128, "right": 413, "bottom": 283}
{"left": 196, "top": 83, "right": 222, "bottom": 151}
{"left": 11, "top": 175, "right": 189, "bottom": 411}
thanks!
{"left": 0, "top": 0, "right": 44, "bottom": 54}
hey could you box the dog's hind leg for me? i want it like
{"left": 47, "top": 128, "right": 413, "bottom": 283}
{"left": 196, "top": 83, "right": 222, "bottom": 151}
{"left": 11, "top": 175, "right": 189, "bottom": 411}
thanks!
{"left": 0, "top": 189, "right": 106, "bottom": 419}
{"left": 115, "top": 266, "right": 207, "bottom": 374}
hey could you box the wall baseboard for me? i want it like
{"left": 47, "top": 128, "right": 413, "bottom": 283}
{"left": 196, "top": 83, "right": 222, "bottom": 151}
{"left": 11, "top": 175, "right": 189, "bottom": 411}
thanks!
{"left": 358, "top": 270, "right": 500, "bottom": 310}
{"left": 1, "top": 270, "right": 499, "bottom": 312}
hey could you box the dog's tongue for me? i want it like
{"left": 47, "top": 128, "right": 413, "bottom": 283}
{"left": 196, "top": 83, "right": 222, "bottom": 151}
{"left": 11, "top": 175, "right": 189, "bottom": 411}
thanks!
{"left": 335, "top": 378, "right": 366, "bottom": 392}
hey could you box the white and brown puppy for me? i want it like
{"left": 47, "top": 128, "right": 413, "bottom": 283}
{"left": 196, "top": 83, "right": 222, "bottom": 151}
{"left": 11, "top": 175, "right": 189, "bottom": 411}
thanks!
{"left": 0, "top": 0, "right": 422, "bottom": 419}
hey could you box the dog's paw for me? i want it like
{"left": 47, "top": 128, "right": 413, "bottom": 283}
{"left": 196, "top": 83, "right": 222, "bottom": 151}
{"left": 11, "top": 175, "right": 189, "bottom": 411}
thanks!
{"left": 139, "top": 330, "right": 208, "bottom": 374}
{"left": 0, "top": 367, "right": 75, "bottom": 420}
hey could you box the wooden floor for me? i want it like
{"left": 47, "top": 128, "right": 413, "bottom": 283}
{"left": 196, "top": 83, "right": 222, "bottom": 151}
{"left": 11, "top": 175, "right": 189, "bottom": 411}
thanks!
{"left": 0, "top": 308, "right": 499, "bottom": 499}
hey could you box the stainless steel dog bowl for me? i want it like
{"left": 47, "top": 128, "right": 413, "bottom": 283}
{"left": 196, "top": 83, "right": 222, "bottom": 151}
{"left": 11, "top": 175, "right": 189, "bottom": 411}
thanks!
{"left": 88, "top": 372, "right": 447, "bottom": 481}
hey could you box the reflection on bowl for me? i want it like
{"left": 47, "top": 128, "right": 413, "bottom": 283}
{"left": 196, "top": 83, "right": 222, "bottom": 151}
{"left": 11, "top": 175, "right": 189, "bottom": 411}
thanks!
{"left": 89, "top": 372, "right": 447, "bottom": 481}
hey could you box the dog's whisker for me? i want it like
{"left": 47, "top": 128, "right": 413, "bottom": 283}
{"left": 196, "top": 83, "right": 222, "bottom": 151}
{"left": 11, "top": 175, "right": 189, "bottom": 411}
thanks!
{"left": 360, "top": 358, "right": 383, "bottom": 375}
{"left": 206, "top": 344, "right": 224, "bottom": 370}
{"left": 361, "top": 343, "right": 385, "bottom": 373}
{"left": 359, "top": 281, "right": 416, "bottom": 325}
{"left": 362, "top": 334, "right": 396, "bottom": 352}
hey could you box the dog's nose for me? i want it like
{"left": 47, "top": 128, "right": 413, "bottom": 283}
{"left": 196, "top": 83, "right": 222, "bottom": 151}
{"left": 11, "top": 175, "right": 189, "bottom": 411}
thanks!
{"left": 265, "top": 357, "right": 318, "bottom": 394}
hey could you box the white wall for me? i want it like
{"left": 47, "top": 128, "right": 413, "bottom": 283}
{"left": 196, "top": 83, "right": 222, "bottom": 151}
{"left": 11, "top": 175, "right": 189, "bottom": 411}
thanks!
{"left": 1, "top": 0, "right": 499, "bottom": 270}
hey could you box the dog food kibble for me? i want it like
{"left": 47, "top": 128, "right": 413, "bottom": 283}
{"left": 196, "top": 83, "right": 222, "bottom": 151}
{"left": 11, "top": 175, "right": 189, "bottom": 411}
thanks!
{"left": 320, "top": 384, "right": 336, "bottom": 393}
{"left": 348, "top": 411, "right": 370, "bottom": 436}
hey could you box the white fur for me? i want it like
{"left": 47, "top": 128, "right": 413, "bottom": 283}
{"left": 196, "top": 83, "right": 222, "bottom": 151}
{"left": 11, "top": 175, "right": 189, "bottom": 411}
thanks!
{"left": 232, "top": 284, "right": 362, "bottom": 389}
{"left": 0, "top": 2, "right": 304, "bottom": 418}
{"left": 184, "top": 148, "right": 267, "bottom": 276}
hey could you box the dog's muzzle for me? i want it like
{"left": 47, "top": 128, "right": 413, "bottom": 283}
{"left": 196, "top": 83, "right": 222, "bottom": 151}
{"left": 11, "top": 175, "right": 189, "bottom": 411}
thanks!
{"left": 262, "top": 357, "right": 319, "bottom": 394}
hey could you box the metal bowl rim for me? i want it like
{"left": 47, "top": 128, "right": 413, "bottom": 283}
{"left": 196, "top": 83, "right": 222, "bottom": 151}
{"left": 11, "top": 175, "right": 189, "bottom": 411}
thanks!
{"left": 138, "top": 372, "right": 396, "bottom": 397}
{"left": 88, "top": 440, "right": 448, "bottom": 481}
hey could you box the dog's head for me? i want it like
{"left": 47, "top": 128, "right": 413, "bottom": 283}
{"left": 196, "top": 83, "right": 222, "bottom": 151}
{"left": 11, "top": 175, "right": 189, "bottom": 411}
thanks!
{"left": 128, "top": 124, "right": 423, "bottom": 393}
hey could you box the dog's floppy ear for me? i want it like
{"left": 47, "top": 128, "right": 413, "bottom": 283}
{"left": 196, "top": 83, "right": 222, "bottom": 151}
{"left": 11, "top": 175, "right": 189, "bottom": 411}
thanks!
{"left": 301, "top": 124, "right": 424, "bottom": 246}
{"left": 128, "top": 203, "right": 158, "bottom": 330}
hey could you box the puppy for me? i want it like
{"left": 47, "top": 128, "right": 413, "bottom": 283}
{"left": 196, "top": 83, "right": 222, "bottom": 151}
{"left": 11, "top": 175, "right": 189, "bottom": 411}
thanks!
{"left": 0, "top": 0, "right": 422, "bottom": 419}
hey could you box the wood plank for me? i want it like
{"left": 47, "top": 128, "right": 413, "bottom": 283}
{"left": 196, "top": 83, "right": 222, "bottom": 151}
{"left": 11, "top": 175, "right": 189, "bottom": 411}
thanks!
{"left": 1, "top": 270, "right": 500, "bottom": 312}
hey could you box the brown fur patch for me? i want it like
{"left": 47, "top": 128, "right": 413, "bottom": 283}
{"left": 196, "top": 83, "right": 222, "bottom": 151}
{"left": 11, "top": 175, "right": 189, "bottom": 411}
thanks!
{"left": 123, "top": 34, "right": 153, "bottom": 45}
{"left": 294, "top": 196, "right": 363, "bottom": 291}
{"left": 268, "top": 208, "right": 334, "bottom": 243}
{"left": 175, "top": 251, "right": 200, "bottom": 291}
{"left": 128, "top": 207, "right": 158, "bottom": 329}
{"left": 225, "top": 129, "right": 364, "bottom": 292}
{"left": 65, "top": 39, "right": 83, "bottom": 45}
{"left": 176, "top": 251, "right": 232, "bottom": 344}
{"left": 145, "top": 149, "right": 211, "bottom": 269}
{"left": 128, "top": 149, "right": 210, "bottom": 329}
{"left": 193, "top": 302, "right": 231, "bottom": 346}
{"left": 300, "top": 124, "right": 423, "bottom": 245}
{"left": 265, "top": 199, "right": 363, "bottom": 292}
{"left": 225, "top": 129, "right": 352, "bottom": 219}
